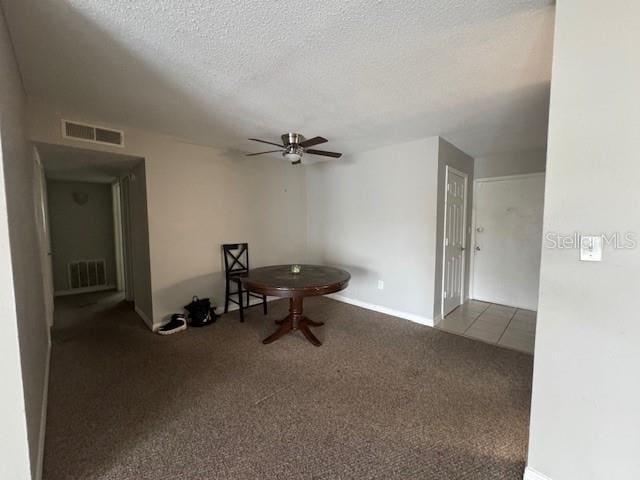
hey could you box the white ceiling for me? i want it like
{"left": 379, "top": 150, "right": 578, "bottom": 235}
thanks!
{"left": 38, "top": 143, "right": 143, "bottom": 183}
{"left": 3, "top": 0, "right": 554, "bottom": 157}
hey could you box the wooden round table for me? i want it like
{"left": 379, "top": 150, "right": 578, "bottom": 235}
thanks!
{"left": 241, "top": 265, "right": 350, "bottom": 346}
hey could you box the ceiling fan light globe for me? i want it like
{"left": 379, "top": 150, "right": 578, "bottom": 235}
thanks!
{"left": 283, "top": 152, "right": 302, "bottom": 163}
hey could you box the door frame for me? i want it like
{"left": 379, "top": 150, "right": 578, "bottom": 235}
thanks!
{"left": 119, "top": 175, "right": 135, "bottom": 302}
{"left": 111, "top": 182, "right": 125, "bottom": 292}
{"left": 33, "top": 147, "right": 55, "bottom": 327}
{"left": 469, "top": 172, "right": 546, "bottom": 301}
{"left": 440, "top": 165, "right": 469, "bottom": 320}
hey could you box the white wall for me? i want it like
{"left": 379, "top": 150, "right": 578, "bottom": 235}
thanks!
{"left": 47, "top": 180, "right": 116, "bottom": 292}
{"left": 306, "top": 137, "right": 440, "bottom": 323}
{"left": 526, "top": 2, "right": 640, "bottom": 479}
{"left": 0, "top": 7, "right": 49, "bottom": 480}
{"left": 434, "top": 138, "right": 474, "bottom": 319}
{"left": 28, "top": 101, "right": 307, "bottom": 329}
{"left": 474, "top": 147, "right": 546, "bottom": 179}
{"left": 306, "top": 137, "right": 474, "bottom": 324}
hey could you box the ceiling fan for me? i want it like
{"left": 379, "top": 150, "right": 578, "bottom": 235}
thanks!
{"left": 246, "top": 133, "right": 342, "bottom": 165}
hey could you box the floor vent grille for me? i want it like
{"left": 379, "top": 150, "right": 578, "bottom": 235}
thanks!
{"left": 62, "top": 120, "right": 124, "bottom": 147}
{"left": 68, "top": 260, "right": 107, "bottom": 290}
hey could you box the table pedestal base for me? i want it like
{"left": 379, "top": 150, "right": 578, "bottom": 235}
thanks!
{"left": 263, "top": 297, "right": 323, "bottom": 346}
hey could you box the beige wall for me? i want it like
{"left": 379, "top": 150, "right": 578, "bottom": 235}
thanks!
{"left": 474, "top": 147, "right": 546, "bottom": 179}
{"left": 0, "top": 7, "right": 49, "bottom": 479}
{"left": 28, "top": 100, "right": 307, "bottom": 328}
{"left": 305, "top": 137, "right": 440, "bottom": 324}
{"left": 47, "top": 180, "right": 116, "bottom": 292}
{"left": 526, "top": 1, "right": 640, "bottom": 479}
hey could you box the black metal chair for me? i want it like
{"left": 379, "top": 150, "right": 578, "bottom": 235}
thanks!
{"left": 222, "top": 243, "right": 267, "bottom": 322}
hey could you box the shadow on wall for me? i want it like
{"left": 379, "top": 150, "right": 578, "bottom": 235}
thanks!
{"left": 153, "top": 272, "right": 227, "bottom": 326}
{"left": 306, "top": 250, "right": 379, "bottom": 303}
{"left": 315, "top": 261, "right": 374, "bottom": 292}
{"left": 438, "top": 82, "right": 550, "bottom": 155}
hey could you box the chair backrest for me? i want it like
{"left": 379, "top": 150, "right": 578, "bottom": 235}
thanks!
{"left": 222, "top": 243, "right": 250, "bottom": 277}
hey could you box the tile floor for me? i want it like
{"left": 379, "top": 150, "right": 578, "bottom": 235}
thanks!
{"left": 436, "top": 300, "right": 536, "bottom": 354}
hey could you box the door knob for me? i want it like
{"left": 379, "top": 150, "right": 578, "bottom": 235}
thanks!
{"left": 475, "top": 246, "right": 481, "bottom": 251}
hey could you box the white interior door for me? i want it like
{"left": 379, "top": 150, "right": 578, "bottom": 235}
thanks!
{"left": 442, "top": 167, "right": 467, "bottom": 317}
{"left": 472, "top": 174, "right": 545, "bottom": 310}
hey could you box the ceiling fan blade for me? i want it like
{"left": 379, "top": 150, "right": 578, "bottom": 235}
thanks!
{"left": 306, "top": 149, "right": 342, "bottom": 158}
{"left": 245, "top": 150, "right": 283, "bottom": 156}
{"left": 300, "top": 136, "right": 328, "bottom": 148}
{"left": 249, "top": 138, "right": 284, "bottom": 148}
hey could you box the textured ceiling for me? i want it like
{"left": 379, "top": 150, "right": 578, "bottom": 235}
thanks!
{"left": 38, "top": 143, "right": 142, "bottom": 183}
{"left": 3, "top": 0, "right": 554, "bottom": 157}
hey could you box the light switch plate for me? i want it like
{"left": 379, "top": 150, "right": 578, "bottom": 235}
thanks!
{"left": 580, "top": 235, "right": 603, "bottom": 262}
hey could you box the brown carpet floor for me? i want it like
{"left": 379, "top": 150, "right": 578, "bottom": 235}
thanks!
{"left": 44, "top": 292, "right": 533, "bottom": 480}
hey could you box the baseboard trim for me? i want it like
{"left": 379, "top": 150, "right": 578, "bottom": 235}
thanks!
{"left": 54, "top": 284, "right": 116, "bottom": 297}
{"left": 524, "top": 467, "right": 553, "bottom": 480}
{"left": 36, "top": 339, "right": 51, "bottom": 480}
{"left": 433, "top": 313, "right": 442, "bottom": 325}
{"left": 328, "top": 294, "right": 434, "bottom": 327}
{"left": 134, "top": 305, "right": 154, "bottom": 330}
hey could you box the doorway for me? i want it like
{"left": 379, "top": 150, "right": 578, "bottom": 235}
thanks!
{"left": 470, "top": 173, "right": 545, "bottom": 310}
{"left": 435, "top": 171, "right": 544, "bottom": 354}
{"left": 441, "top": 166, "right": 468, "bottom": 318}
{"left": 34, "top": 142, "right": 153, "bottom": 328}
{"left": 47, "top": 179, "right": 120, "bottom": 295}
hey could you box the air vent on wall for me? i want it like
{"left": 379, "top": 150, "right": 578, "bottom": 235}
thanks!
{"left": 62, "top": 120, "right": 124, "bottom": 147}
{"left": 68, "top": 259, "right": 107, "bottom": 290}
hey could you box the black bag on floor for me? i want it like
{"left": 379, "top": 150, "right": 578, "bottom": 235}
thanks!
{"left": 184, "top": 296, "right": 217, "bottom": 327}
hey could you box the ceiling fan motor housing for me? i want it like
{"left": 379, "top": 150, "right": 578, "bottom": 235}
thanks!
{"left": 281, "top": 133, "right": 305, "bottom": 146}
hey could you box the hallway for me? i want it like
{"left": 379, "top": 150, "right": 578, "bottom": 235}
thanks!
{"left": 52, "top": 291, "right": 128, "bottom": 332}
